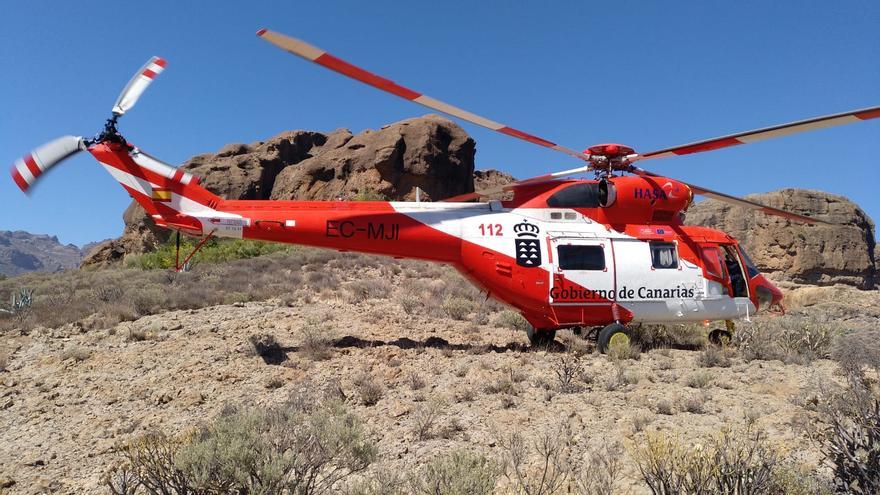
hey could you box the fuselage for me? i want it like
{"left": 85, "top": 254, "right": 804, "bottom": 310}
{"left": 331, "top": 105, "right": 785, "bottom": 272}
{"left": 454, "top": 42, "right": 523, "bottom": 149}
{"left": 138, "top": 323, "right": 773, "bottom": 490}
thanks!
{"left": 91, "top": 142, "right": 784, "bottom": 331}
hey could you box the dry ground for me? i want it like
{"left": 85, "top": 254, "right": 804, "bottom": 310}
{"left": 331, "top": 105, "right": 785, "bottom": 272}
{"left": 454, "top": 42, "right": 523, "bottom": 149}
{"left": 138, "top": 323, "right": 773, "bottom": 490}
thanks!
{"left": 3, "top": 262, "right": 874, "bottom": 493}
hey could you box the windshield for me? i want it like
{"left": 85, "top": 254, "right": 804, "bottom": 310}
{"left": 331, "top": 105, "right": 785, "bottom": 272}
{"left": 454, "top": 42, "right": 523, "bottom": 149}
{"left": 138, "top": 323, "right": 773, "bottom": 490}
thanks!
{"left": 738, "top": 246, "right": 760, "bottom": 278}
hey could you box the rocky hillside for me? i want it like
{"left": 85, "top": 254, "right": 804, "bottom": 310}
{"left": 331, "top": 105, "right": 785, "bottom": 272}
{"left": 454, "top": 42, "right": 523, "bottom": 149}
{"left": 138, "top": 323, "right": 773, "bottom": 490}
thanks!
{"left": 687, "top": 189, "right": 877, "bottom": 289}
{"left": 0, "top": 231, "right": 84, "bottom": 277}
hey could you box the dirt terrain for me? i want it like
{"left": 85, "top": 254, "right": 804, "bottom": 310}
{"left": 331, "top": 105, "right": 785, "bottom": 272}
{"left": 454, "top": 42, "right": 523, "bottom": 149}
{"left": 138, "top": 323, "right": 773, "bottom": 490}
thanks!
{"left": 1, "top": 257, "right": 875, "bottom": 493}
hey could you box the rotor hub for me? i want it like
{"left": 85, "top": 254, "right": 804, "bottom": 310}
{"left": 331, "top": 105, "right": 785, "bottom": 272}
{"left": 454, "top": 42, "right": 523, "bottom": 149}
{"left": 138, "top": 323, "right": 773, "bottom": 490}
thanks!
{"left": 584, "top": 143, "right": 637, "bottom": 177}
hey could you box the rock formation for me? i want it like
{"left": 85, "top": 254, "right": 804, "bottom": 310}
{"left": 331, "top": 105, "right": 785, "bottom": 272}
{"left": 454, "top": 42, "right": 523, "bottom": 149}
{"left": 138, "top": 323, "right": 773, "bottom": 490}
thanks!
{"left": 686, "top": 189, "right": 876, "bottom": 289}
{"left": 83, "top": 115, "right": 477, "bottom": 266}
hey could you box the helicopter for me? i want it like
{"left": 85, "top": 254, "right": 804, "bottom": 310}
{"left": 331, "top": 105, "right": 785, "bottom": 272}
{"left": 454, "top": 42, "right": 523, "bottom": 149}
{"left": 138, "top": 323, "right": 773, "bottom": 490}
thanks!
{"left": 11, "top": 29, "right": 879, "bottom": 352}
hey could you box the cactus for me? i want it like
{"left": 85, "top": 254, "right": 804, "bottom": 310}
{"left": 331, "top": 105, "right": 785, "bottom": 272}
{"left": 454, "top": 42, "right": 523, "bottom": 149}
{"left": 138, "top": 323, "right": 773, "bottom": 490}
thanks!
{"left": 1, "top": 288, "right": 34, "bottom": 315}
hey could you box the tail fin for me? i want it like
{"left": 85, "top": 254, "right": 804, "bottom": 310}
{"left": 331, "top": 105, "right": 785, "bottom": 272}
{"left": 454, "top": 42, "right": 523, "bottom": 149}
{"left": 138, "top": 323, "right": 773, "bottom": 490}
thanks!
{"left": 88, "top": 142, "right": 244, "bottom": 237}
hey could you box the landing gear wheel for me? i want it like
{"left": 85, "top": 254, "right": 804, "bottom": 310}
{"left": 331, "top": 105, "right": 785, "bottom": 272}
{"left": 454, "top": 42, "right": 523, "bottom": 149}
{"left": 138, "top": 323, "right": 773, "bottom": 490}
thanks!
{"left": 527, "top": 326, "right": 557, "bottom": 347}
{"left": 708, "top": 328, "right": 733, "bottom": 346}
{"left": 598, "top": 323, "right": 631, "bottom": 354}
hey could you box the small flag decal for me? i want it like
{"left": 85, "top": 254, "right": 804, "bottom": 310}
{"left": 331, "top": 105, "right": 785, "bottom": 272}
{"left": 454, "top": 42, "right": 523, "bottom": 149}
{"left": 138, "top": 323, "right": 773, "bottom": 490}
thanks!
{"left": 152, "top": 188, "right": 172, "bottom": 202}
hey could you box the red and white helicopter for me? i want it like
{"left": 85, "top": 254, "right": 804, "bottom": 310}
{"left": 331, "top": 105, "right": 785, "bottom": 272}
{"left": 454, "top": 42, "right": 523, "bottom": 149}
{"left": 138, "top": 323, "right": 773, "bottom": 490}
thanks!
{"left": 11, "top": 29, "right": 879, "bottom": 351}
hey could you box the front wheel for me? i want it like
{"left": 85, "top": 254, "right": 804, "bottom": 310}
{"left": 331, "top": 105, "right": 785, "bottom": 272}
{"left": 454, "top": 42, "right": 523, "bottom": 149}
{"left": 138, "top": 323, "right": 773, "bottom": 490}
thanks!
{"left": 597, "top": 323, "right": 631, "bottom": 354}
{"left": 708, "top": 328, "right": 733, "bottom": 346}
{"left": 527, "top": 326, "right": 557, "bottom": 347}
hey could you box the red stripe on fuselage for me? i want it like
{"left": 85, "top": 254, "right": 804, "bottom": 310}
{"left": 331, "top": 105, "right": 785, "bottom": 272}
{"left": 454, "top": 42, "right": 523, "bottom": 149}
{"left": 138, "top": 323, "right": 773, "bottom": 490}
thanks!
{"left": 24, "top": 155, "right": 41, "bottom": 178}
{"left": 314, "top": 53, "right": 422, "bottom": 100}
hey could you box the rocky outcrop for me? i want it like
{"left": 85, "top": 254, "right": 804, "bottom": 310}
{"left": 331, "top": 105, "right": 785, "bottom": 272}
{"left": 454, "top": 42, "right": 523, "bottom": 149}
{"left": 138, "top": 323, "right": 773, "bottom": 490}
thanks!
{"left": 473, "top": 169, "right": 517, "bottom": 201}
{"left": 82, "top": 115, "right": 477, "bottom": 266}
{"left": 686, "top": 189, "right": 876, "bottom": 289}
{"left": 0, "top": 231, "right": 84, "bottom": 276}
{"left": 271, "top": 115, "right": 475, "bottom": 201}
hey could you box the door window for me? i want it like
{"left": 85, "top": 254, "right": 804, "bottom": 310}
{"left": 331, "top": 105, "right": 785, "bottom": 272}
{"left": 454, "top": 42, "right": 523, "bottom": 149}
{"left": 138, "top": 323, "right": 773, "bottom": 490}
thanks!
{"left": 650, "top": 242, "right": 678, "bottom": 269}
{"left": 700, "top": 246, "right": 726, "bottom": 280}
{"left": 558, "top": 245, "right": 605, "bottom": 271}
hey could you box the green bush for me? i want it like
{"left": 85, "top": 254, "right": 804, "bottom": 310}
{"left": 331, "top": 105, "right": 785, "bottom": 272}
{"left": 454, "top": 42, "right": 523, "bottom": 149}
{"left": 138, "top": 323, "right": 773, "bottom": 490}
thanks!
{"left": 412, "top": 450, "right": 498, "bottom": 495}
{"left": 442, "top": 297, "right": 476, "bottom": 320}
{"left": 127, "top": 238, "right": 291, "bottom": 270}
{"left": 494, "top": 310, "right": 530, "bottom": 332}
{"left": 632, "top": 426, "right": 815, "bottom": 495}
{"left": 106, "top": 384, "right": 376, "bottom": 494}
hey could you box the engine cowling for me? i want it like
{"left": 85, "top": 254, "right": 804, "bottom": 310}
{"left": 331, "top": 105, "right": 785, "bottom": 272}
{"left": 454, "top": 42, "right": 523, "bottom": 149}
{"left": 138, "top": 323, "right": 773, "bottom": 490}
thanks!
{"left": 597, "top": 176, "right": 692, "bottom": 224}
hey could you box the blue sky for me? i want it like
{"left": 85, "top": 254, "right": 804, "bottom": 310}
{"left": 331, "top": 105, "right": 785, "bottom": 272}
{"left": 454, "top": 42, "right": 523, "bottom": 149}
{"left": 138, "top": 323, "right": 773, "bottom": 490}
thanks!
{"left": 1, "top": 1, "right": 878, "bottom": 246}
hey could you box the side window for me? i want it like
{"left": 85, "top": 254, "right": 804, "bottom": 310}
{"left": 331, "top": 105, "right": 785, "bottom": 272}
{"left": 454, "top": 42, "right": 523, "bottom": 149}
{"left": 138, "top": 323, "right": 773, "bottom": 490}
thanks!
{"left": 650, "top": 242, "right": 678, "bottom": 269}
{"left": 558, "top": 245, "right": 605, "bottom": 270}
{"left": 546, "top": 183, "right": 600, "bottom": 208}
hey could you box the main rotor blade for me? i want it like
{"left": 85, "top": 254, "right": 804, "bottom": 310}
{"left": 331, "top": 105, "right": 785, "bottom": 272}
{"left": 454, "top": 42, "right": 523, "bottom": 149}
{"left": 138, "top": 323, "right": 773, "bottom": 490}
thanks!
{"left": 443, "top": 165, "right": 592, "bottom": 202}
{"left": 629, "top": 167, "right": 831, "bottom": 225}
{"left": 10, "top": 136, "right": 86, "bottom": 193}
{"left": 112, "top": 56, "right": 167, "bottom": 116}
{"left": 256, "top": 29, "right": 590, "bottom": 162}
{"left": 633, "top": 106, "right": 880, "bottom": 162}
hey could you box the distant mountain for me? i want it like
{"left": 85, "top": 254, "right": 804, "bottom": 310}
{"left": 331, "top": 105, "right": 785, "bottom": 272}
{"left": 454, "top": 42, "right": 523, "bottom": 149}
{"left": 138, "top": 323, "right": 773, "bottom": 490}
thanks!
{"left": 0, "top": 231, "right": 85, "bottom": 276}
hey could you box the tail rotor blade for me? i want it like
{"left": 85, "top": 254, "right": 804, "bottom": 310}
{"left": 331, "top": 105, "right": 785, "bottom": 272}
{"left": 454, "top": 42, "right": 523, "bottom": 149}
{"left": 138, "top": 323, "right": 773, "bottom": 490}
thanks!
{"left": 112, "top": 56, "right": 167, "bottom": 116}
{"left": 11, "top": 136, "right": 86, "bottom": 193}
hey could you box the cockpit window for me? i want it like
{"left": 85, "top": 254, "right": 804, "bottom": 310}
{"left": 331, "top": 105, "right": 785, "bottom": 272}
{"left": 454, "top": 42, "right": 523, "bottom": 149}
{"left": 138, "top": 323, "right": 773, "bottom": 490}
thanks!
{"left": 738, "top": 247, "right": 760, "bottom": 278}
{"left": 546, "top": 183, "right": 600, "bottom": 208}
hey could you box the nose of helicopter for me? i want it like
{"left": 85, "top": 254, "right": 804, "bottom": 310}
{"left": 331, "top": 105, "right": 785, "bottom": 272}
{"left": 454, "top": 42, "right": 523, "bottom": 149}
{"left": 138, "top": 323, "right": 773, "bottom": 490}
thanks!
{"left": 751, "top": 273, "right": 785, "bottom": 313}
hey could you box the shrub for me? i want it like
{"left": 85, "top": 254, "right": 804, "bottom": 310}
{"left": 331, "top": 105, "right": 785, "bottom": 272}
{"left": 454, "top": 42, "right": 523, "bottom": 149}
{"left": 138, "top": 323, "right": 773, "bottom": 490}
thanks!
{"left": 298, "top": 317, "right": 334, "bottom": 361}
{"left": 407, "top": 372, "right": 426, "bottom": 391}
{"left": 681, "top": 395, "right": 706, "bottom": 414}
{"left": 494, "top": 310, "right": 530, "bottom": 332}
{"left": 442, "top": 297, "right": 476, "bottom": 321}
{"left": 343, "top": 280, "right": 391, "bottom": 303}
{"left": 353, "top": 374, "right": 385, "bottom": 406}
{"left": 633, "top": 426, "right": 782, "bottom": 495}
{"left": 815, "top": 366, "right": 880, "bottom": 494}
{"left": 398, "top": 293, "right": 422, "bottom": 315}
{"left": 555, "top": 354, "right": 586, "bottom": 393}
{"left": 684, "top": 371, "right": 714, "bottom": 389}
{"left": 499, "top": 422, "right": 572, "bottom": 495}
{"left": 737, "top": 316, "right": 835, "bottom": 364}
{"left": 831, "top": 329, "right": 880, "bottom": 375}
{"left": 106, "top": 384, "right": 376, "bottom": 495}
{"left": 411, "top": 450, "right": 499, "bottom": 495}
{"left": 126, "top": 238, "right": 291, "bottom": 270}
{"left": 697, "top": 345, "right": 731, "bottom": 368}
{"left": 573, "top": 441, "right": 624, "bottom": 495}
{"left": 655, "top": 399, "right": 675, "bottom": 416}
{"left": 248, "top": 333, "right": 286, "bottom": 364}
{"left": 607, "top": 339, "right": 640, "bottom": 361}
{"left": 412, "top": 400, "right": 444, "bottom": 441}
{"left": 0, "top": 352, "right": 8, "bottom": 372}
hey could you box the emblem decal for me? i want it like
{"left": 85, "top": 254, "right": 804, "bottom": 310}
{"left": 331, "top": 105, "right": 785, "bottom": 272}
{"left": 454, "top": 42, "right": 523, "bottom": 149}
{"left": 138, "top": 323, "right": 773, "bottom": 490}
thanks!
{"left": 513, "top": 220, "right": 541, "bottom": 267}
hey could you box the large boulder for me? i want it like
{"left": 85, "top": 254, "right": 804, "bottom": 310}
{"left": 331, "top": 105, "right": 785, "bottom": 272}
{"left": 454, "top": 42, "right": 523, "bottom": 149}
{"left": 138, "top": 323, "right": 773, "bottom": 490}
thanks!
{"left": 270, "top": 115, "right": 475, "bottom": 201}
{"left": 82, "top": 116, "right": 476, "bottom": 267}
{"left": 686, "top": 189, "right": 876, "bottom": 289}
